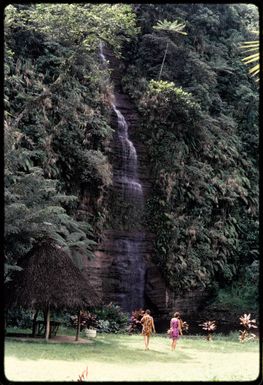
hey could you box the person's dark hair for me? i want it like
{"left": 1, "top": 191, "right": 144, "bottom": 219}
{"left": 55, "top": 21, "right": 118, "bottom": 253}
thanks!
{"left": 174, "top": 312, "right": 180, "bottom": 318}
{"left": 145, "top": 309, "right": 151, "bottom": 315}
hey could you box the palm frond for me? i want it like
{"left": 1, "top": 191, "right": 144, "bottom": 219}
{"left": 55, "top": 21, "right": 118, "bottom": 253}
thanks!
{"left": 240, "top": 31, "right": 260, "bottom": 82}
{"left": 249, "top": 64, "right": 259, "bottom": 76}
{"left": 241, "top": 53, "right": 259, "bottom": 61}
{"left": 153, "top": 19, "right": 187, "bottom": 35}
{"left": 241, "top": 47, "right": 260, "bottom": 54}
{"left": 240, "top": 41, "right": 259, "bottom": 46}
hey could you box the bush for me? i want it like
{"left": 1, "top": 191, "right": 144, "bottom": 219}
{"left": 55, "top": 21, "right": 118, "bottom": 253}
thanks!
{"left": 69, "top": 311, "right": 98, "bottom": 330}
{"left": 92, "top": 303, "right": 129, "bottom": 333}
{"left": 210, "top": 261, "right": 259, "bottom": 314}
{"left": 97, "top": 319, "right": 118, "bottom": 333}
{"left": 6, "top": 308, "right": 34, "bottom": 329}
{"left": 139, "top": 79, "right": 202, "bottom": 131}
{"left": 128, "top": 308, "right": 144, "bottom": 334}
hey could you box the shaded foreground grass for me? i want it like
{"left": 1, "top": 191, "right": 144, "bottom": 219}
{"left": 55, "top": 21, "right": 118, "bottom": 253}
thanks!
{"left": 4, "top": 333, "right": 260, "bottom": 381}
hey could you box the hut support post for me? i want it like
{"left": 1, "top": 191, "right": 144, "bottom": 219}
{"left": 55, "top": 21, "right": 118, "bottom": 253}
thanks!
{"left": 75, "top": 310, "right": 81, "bottom": 341}
{"left": 45, "top": 305, "right": 50, "bottom": 341}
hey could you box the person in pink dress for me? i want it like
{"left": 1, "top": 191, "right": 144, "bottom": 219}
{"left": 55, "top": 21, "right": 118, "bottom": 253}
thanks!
{"left": 169, "top": 312, "right": 182, "bottom": 351}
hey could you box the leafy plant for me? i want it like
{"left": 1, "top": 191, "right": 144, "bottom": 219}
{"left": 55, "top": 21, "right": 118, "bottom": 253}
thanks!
{"left": 128, "top": 308, "right": 145, "bottom": 334}
{"left": 96, "top": 320, "right": 111, "bottom": 333}
{"left": 208, "top": 261, "right": 259, "bottom": 315}
{"left": 199, "top": 320, "right": 217, "bottom": 341}
{"left": 70, "top": 311, "right": 98, "bottom": 330}
{"left": 91, "top": 303, "right": 129, "bottom": 333}
{"left": 77, "top": 366, "right": 88, "bottom": 382}
{"left": 239, "top": 313, "right": 257, "bottom": 342}
{"left": 5, "top": 308, "right": 34, "bottom": 329}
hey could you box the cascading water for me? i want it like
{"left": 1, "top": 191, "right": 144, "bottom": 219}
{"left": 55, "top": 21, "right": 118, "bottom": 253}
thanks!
{"left": 99, "top": 42, "right": 145, "bottom": 312}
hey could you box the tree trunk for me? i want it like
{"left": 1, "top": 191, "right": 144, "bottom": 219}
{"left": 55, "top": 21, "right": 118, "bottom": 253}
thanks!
{"left": 158, "top": 42, "right": 169, "bottom": 81}
{"left": 75, "top": 309, "right": 81, "bottom": 341}
{"left": 45, "top": 305, "right": 50, "bottom": 341}
{"left": 32, "top": 309, "right": 39, "bottom": 337}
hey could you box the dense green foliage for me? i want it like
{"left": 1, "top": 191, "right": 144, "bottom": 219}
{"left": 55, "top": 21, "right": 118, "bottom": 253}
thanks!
{"left": 91, "top": 303, "right": 129, "bottom": 333}
{"left": 4, "top": 4, "right": 259, "bottom": 314}
{"left": 4, "top": 4, "right": 138, "bottom": 281}
{"left": 122, "top": 4, "right": 259, "bottom": 305}
{"left": 6, "top": 303, "right": 129, "bottom": 333}
{"left": 68, "top": 304, "right": 129, "bottom": 333}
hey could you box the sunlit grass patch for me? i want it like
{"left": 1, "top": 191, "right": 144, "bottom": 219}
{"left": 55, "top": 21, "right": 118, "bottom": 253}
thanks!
{"left": 5, "top": 332, "right": 260, "bottom": 381}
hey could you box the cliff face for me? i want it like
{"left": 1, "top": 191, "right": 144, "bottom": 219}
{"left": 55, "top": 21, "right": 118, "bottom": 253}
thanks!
{"left": 82, "top": 47, "right": 209, "bottom": 317}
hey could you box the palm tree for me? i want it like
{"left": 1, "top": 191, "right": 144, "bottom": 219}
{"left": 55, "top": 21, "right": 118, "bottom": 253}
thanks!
{"left": 153, "top": 19, "right": 187, "bottom": 80}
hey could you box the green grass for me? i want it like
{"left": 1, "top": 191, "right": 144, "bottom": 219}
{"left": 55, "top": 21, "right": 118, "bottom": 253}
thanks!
{"left": 4, "top": 332, "right": 260, "bottom": 381}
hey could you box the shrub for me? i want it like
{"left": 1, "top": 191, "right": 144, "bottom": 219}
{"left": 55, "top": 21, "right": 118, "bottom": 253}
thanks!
{"left": 128, "top": 308, "right": 145, "bottom": 334}
{"left": 70, "top": 311, "right": 98, "bottom": 330}
{"left": 6, "top": 308, "right": 34, "bottom": 329}
{"left": 239, "top": 313, "right": 257, "bottom": 342}
{"left": 96, "top": 319, "right": 121, "bottom": 333}
{"left": 199, "top": 320, "right": 217, "bottom": 341}
{"left": 210, "top": 262, "right": 259, "bottom": 315}
{"left": 92, "top": 303, "right": 129, "bottom": 333}
{"left": 139, "top": 79, "right": 202, "bottom": 130}
{"left": 96, "top": 319, "right": 111, "bottom": 333}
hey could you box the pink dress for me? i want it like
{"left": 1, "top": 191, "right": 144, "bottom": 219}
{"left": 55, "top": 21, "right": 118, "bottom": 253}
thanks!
{"left": 169, "top": 318, "right": 180, "bottom": 340}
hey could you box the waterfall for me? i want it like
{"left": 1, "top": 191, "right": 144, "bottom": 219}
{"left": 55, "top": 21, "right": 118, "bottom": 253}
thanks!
{"left": 112, "top": 104, "right": 143, "bottom": 202}
{"left": 99, "top": 42, "right": 145, "bottom": 312}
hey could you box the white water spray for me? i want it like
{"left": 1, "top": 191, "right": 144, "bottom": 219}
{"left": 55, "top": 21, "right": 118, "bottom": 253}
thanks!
{"left": 99, "top": 42, "right": 145, "bottom": 311}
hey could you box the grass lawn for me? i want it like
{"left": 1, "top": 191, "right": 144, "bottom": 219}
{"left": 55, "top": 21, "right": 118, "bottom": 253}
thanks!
{"left": 4, "top": 331, "right": 260, "bottom": 382}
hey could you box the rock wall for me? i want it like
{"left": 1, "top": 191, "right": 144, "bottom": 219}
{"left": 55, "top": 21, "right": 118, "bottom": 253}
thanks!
{"left": 82, "top": 46, "right": 209, "bottom": 319}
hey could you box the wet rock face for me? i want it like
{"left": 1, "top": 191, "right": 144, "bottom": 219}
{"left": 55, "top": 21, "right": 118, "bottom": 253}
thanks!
{"left": 87, "top": 44, "right": 149, "bottom": 312}
{"left": 82, "top": 46, "right": 208, "bottom": 316}
{"left": 82, "top": 230, "right": 152, "bottom": 313}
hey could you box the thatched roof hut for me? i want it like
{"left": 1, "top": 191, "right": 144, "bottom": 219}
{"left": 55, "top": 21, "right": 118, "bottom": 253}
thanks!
{"left": 8, "top": 238, "right": 100, "bottom": 340}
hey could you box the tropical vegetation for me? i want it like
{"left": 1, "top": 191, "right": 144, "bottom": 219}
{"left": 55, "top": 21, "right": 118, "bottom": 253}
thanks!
{"left": 122, "top": 4, "right": 259, "bottom": 311}
{"left": 4, "top": 4, "right": 259, "bottom": 320}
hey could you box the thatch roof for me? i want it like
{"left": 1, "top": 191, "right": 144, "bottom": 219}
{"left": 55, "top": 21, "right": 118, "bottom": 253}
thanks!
{"left": 8, "top": 239, "right": 100, "bottom": 310}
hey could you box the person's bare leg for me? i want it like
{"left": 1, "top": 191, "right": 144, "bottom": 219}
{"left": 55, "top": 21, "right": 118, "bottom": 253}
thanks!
{"left": 144, "top": 335, "right": 147, "bottom": 350}
{"left": 146, "top": 336, "right": 150, "bottom": 349}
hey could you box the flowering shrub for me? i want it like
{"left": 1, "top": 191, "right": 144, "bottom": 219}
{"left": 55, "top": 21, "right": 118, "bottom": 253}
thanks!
{"left": 128, "top": 308, "right": 145, "bottom": 334}
{"left": 70, "top": 311, "right": 98, "bottom": 330}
